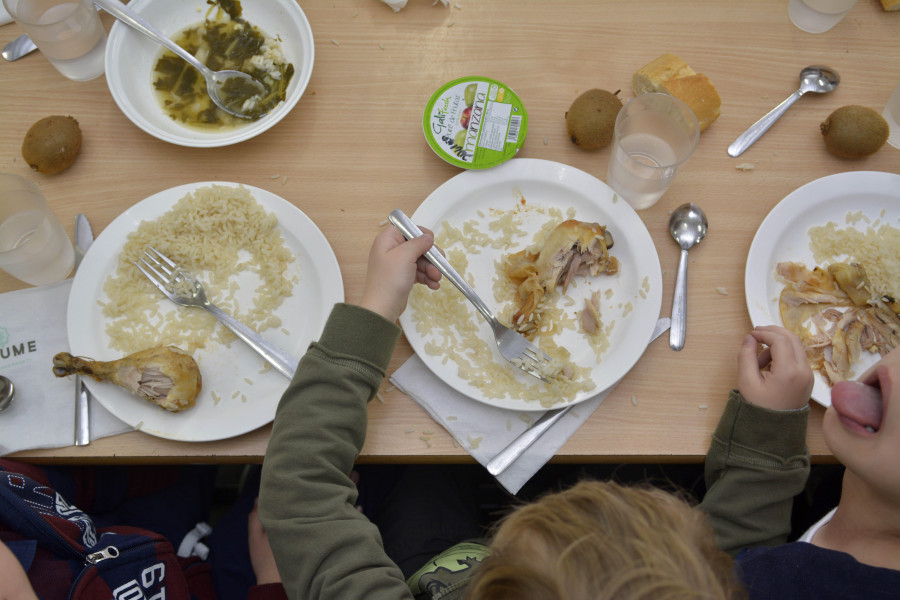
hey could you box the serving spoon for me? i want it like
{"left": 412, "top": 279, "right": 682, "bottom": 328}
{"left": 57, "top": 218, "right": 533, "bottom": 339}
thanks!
{"left": 728, "top": 65, "right": 840, "bottom": 157}
{"left": 669, "top": 203, "right": 708, "bottom": 351}
{"left": 0, "top": 375, "right": 14, "bottom": 412}
{"left": 94, "top": 0, "right": 267, "bottom": 119}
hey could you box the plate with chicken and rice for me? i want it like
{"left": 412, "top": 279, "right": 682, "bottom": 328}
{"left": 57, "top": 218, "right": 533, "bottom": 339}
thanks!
{"left": 398, "top": 158, "right": 663, "bottom": 412}
{"left": 67, "top": 182, "right": 344, "bottom": 441}
{"left": 744, "top": 171, "right": 900, "bottom": 407}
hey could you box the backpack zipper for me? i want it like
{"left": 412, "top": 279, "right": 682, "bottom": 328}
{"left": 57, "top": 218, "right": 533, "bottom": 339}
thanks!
{"left": 85, "top": 545, "right": 120, "bottom": 564}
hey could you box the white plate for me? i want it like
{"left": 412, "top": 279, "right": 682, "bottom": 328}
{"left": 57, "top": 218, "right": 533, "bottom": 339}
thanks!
{"left": 68, "top": 182, "right": 344, "bottom": 441}
{"left": 105, "top": 0, "right": 314, "bottom": 148}
{"left": 744, "top": 171, "right": 900, "bottom": 406}
{"left": 398, "top": 158, "right": 663, "bottom": 411}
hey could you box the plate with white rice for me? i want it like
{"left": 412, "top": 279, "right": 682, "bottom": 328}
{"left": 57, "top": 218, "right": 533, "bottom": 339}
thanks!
{"left": 68, "top": 182, "right": 344, "bottom": 441}
{"left": 744, "top": 171, "right": 900, "bottom": 406}
{"left": 399, "top": 158, "right": 663, "bottom": 411}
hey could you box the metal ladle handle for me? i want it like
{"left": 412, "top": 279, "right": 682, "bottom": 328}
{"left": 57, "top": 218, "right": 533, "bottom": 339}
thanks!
{"left": 94, "top": 0, "right": 212, "bottom": 78}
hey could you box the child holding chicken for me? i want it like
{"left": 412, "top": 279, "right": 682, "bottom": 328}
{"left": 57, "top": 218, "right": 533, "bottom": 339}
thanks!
{"left": 702, "top": 325, "right": 900, "bottom": 597}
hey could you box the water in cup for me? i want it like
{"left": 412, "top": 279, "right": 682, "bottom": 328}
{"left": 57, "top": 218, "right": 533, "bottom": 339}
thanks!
{"left": 606, "top": 97, "right": 699, "bottom": 211}
{"left": 0, "top": 173, "right": 75, "bottom": 286}
{"left": 788, "top": 0, "right": 857, "bottom": 34}
{"left": 607, "top": 132, "right": 678, "bottom": 209}
{"left": 3, "top": 0, "right": 106, "bottom": 81}
{"left": 0, "top": 210, "right": 75, "bottom": 285}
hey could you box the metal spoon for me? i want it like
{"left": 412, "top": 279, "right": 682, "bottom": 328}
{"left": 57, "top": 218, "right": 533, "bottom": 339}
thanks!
{"left": 1, "top": 34, "right": 38, "bottom": 61}
{"left": 728, "top": 65, "right": 840, "bottom": 157}
{"left": 94, "top": 0, "right": 267, "bottom": 120}
{"left": 669, "top": 203, "right": 708, "bottom": 351}
{"left": 0, "top": 375, "right": 14, "bottom": 412}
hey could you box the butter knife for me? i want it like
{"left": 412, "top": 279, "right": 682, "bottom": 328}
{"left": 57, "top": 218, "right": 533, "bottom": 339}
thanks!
{"left": 74, "top": 214, "right": 94, "bottom": 446}
{"left": 486, "top": 316, "right": 672, "bottom": 476}
{"left": 1, "top": 34, "right": 37, "bottom": 61}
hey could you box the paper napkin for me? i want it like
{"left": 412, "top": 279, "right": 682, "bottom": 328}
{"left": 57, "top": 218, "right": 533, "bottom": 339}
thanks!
{"left": 390, "top": 355, "right": 615, "bottom": 495}
{"left": 0, "top": 280, "right": 132, "bottom": 455}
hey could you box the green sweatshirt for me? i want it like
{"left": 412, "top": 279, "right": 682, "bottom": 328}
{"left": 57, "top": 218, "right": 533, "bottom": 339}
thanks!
{"left": 260, "top": 303, "right": 813, "bottom": 598}
{"left": 700, "top": 389, "right": 811, "bottom": 555}
{"left": 259, "top": 303, "right": 415, "bottom": 599}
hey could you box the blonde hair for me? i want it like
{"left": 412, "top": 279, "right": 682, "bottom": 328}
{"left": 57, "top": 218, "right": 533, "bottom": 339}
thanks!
{"left": 466, "top": 480, "right": 744, "bottom": 600}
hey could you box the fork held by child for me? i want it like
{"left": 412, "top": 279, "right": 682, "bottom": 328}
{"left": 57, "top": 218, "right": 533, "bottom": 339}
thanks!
{"left": 388, "top": 209, "right": 553, "bottom": 382}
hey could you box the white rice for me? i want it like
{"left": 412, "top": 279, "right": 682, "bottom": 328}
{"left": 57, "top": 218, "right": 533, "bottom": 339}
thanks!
{"left": 101, "top": 185, "right": 295, "bottom": 354}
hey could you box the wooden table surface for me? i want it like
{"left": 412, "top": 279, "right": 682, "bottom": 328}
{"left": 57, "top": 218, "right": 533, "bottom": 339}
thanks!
{"left": 2, "top": 0, "right": 898, "bottom": 464}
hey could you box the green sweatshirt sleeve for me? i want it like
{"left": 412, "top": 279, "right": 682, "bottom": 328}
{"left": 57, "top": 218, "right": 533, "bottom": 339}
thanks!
{"left": 700, "top": 389, "right": 811, "bottom": 556}
{"left": 258, "top": 303, "right": 414, "bottom": 600}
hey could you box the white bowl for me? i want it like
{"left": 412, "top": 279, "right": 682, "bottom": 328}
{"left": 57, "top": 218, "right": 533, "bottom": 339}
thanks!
{"left": 104, "top": 0, "right": 314, "bottom": 148}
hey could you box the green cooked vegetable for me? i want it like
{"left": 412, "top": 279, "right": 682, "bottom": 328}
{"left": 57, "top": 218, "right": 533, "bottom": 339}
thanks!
{"left": 152, "top": 6, "right": 293, "bottom": 128}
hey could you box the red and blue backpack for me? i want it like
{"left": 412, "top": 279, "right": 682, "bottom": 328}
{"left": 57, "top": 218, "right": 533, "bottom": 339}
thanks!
{"left": 0, "top": 460, "right": 214, "bottom": 599}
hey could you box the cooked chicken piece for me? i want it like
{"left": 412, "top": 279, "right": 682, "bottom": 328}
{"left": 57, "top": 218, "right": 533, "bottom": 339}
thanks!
{"left": 828, "top": 263, "right": 874, "bottom": 307}
{"left": 506, "top": 220, "right": 618, "bottom": 338}
{"left": 776, "top": 260, "right": 899, "bottom": 386}
{"left": 579, "top": 291, "right": 603, "bottom": 335}
{"left": 52, "top": 346, "right": 201, "bottom": 412}
{"left": 535, "top": 220, "right": 617, "bottom": 293}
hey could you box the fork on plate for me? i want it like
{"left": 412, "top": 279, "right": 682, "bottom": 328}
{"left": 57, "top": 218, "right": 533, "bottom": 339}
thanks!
{"left": 388, "top": 209, "right": 553, "bottom": 383}
{"left": 134, "top": 246, "right": 297, "bottom": 378}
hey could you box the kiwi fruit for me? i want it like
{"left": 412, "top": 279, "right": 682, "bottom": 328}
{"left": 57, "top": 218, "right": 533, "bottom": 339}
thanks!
{"left": 820, "top": 105, "right": 889, "bottom": 159}
{"left": 21, "top": 115, "right": 83, "bottom": 175}
{"left": 565, "top": 89, "right": 623, "bottom": 150}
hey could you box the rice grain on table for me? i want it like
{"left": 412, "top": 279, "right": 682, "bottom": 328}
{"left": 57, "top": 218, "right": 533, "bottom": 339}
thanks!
{"left": 101, "top": 185, "right": 295, "bottom": 354}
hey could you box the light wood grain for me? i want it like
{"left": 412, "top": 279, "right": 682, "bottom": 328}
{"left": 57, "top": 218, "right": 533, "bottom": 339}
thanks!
{"left": 2, "top": 0, "right": 897, "bottom": 463}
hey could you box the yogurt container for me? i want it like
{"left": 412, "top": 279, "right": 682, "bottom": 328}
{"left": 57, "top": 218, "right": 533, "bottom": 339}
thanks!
{"left": 423, "top": 76, "right": 528, "bottom": 169}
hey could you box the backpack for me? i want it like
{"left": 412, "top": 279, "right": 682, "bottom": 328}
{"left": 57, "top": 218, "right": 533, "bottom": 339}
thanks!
{"left": 0, "top": 461, "right": 213, "bottom": 600}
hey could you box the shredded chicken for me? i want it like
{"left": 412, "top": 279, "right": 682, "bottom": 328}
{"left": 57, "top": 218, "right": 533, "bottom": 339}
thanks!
{"left": 505, "top": 220, "right": 618, "bottom": 339}
{"left": 777, "top": 261, "right": 900, "bottom": 385}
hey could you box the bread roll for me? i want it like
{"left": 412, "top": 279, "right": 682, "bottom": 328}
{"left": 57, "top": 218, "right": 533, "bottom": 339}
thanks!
{"left": 880, "top": 0, "right": 900, "bottom": 11}
{"left": 632, "top": 53, "right": 721, "bottom": 132}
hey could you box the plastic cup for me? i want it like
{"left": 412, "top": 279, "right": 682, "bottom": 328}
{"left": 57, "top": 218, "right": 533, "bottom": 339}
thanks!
{"left": 606, "top": 93, "right": 699, "bottom": 210}
{"left": 0, "top": 173, "right": 75, "bottom": 286}
{"left": 884, "top": 81, "right": 900, "bottom": 150}
{"left": 2, "top": 0, "right": 106, "bottom": 81}
{"left": 788, "top": 0, "right": 857, "bottom": 34}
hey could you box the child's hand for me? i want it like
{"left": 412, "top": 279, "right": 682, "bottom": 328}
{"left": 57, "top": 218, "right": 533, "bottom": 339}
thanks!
{"left": 737, "top": 325, "right": 814, "bottom": 411}
{"left": 359, "top": 226, "right": 442, "bottom": 322}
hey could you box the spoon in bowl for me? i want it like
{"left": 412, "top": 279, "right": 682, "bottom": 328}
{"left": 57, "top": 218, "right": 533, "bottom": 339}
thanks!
{"left": 0, "top": 375, "right": 15, "bottom": 412}
{"left": 95, "top": 0, "right": 267, "bottom": 120}
{"left": 669, "top": 203, "right": 708, "bottom": 351}
{"left": 728, "top": 65, "right": 840, "bottom": 157}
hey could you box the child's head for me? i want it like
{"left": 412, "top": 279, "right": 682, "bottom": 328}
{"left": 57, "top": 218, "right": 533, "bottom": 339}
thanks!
{"left": 466, "top": 480, "right": 743, "bottom": 600}
{"left": 825, "top": 346, "right": 900, "bottom": 502}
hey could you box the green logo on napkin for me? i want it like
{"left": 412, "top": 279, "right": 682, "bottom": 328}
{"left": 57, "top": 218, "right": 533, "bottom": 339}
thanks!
{"left": 0, "top": 328, "right": 8, "bottom": 347}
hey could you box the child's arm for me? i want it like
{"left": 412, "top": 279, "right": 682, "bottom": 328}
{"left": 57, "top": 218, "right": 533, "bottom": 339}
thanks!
{"left": 258, "top": 227, "right": 439, "bottom": 599}
{"left": 700, "top": 326, "right": 814, "bottom": 556}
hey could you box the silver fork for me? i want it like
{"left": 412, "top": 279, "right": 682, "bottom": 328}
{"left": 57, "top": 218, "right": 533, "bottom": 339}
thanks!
{"left": 135, "top": 246, "right": 297, "bottom": 378}
{"left": 389, "top": 209, "right": 553, "bottom": 383}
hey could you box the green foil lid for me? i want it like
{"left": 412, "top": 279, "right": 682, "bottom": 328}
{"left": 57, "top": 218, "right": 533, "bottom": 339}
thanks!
{"left": 423, "top": 76, "right": 528, "bottom": 170}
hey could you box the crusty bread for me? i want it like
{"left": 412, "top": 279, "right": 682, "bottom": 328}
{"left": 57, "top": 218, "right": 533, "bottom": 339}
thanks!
{"left": 632, "top": 53, "right": 721, "bottom": 132}
{"left": 881, "top": 0, "right": 900, "bottom": 11}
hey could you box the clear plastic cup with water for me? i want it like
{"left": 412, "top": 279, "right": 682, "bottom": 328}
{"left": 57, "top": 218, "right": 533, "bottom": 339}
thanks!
{"left": 2, "top": 0, "right": 106, "bottom": 81}
{"left": 788, "top": 0, "right": 857, "bottom": 34}
{"left": 606, "top": 93, "right": 700, "bottom": 211}
{"left": 0, "top": 173, "right": 75, "bottom": 286}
